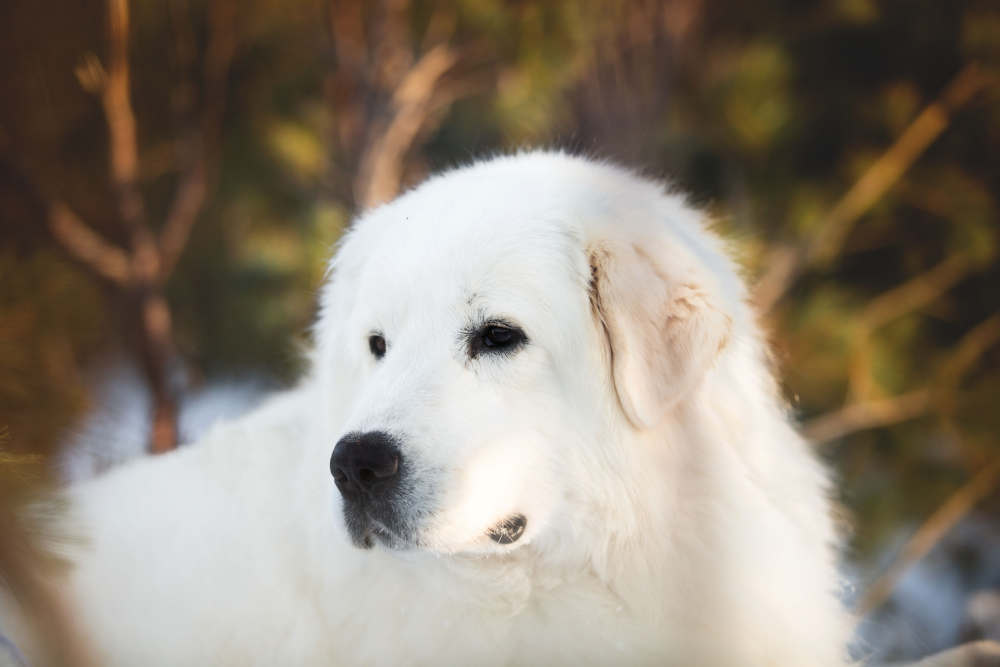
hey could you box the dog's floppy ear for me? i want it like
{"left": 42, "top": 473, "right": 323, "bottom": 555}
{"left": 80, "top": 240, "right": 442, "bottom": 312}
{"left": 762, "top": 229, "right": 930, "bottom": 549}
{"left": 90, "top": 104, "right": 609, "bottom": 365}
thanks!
{"left": 589, "top": 240, "right": 732, "bottom": 429}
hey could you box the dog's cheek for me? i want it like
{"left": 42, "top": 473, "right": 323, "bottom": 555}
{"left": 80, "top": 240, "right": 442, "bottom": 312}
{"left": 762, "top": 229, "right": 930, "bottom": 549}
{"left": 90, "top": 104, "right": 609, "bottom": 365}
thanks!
{"left": 424, "top": 431, "right": 554, "bottom": 548}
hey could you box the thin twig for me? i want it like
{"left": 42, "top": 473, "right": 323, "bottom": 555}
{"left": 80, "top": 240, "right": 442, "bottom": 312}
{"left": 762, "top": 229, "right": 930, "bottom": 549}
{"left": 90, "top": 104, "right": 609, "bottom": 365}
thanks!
{"left": 159, "top": 0, "right": 236, "bottom": 279}
{"left": 48, "top": 202, "right": 132, "bottom": 285}
{"left": 754, "top": 63, "right": 993, "bottom": 313}
{"left": 857, "top": 455, "right": 1000, "bottom": 615}
{"left": 845, "top": 253, "right": 975, "bottom": 401}
{"left": 0, "top": 159, "right": 132, "bottom": 285}
{"left": 103, "top": 0, "right": 160, "bottom": 286}
{"left": 102, "top": 0, "right": 177, "bottom": 453}
{"left": 803, "top": 389, "right": 932, "bottom": 445}
{"left": 860, "top": 254, "right": 973, "bottom": 329}
{"left": 103, "top": 0, "right": 142, "bottom": 209}
{"left": 807, "top": 64, "right": 988, "bottom": 268}
{"left": 355, "top": 43, "right": 458, "bottom": 208}
{"left": 805, "top": 312, "right": 1000, "bottom": 445}
{"left": 938, "top": 314, "right": 1000, "bottom": 388}
{"left": 327, "top": 2, "right": 475, "bottom": 210}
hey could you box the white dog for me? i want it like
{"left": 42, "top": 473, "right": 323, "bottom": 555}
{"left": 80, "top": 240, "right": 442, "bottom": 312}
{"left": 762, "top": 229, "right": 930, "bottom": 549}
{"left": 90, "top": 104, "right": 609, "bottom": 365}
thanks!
{"left": 5, "top": 152, "right": 853, "bottom": 665}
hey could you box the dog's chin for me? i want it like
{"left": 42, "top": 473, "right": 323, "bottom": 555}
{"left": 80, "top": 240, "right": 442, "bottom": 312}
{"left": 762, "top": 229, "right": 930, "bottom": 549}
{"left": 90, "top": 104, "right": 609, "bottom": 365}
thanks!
{"left": 351, "top": 527, "right": 415, "bottom": 551}
{"left": 343, "top": 510, "right": 417, "bottom": 551}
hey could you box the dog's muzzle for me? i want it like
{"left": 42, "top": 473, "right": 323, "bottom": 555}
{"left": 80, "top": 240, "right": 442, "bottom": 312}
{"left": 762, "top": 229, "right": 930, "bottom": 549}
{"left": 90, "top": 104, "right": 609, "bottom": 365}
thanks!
{"left": 331, "top": 431, "right": 407, "bottom": 548}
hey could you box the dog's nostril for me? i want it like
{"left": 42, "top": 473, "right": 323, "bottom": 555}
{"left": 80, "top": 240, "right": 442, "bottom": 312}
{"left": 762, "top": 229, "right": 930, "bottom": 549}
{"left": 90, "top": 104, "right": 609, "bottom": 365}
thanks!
{"left": 356, "top": 456, "right": 398, "bottom": 486}
{"left": 373, "top": 457, "right": 399, "bottom": 478}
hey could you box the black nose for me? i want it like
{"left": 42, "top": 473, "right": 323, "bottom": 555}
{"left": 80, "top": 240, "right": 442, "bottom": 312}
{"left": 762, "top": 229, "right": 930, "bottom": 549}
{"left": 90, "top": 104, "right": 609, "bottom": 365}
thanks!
{"left": 330, "top": 431, "right": 401, "bottom": 498}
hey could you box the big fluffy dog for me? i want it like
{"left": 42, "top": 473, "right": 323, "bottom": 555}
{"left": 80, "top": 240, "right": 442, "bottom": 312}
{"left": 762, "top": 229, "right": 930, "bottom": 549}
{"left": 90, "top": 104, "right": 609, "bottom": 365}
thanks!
{"left": 5, "top": 152, "right": 853, "bottom": 665}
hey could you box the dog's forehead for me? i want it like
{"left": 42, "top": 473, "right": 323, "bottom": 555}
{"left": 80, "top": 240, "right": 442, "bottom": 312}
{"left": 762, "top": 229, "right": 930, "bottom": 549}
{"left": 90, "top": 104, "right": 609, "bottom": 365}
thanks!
{"left": 345, "top": 178, "right": 589, "bottom": 311}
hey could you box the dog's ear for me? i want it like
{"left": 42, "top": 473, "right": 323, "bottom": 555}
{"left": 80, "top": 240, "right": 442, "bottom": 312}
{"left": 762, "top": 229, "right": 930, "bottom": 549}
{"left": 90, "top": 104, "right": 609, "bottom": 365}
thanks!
{"left": 589, "top": 240, "right": 732, "bottom": 429}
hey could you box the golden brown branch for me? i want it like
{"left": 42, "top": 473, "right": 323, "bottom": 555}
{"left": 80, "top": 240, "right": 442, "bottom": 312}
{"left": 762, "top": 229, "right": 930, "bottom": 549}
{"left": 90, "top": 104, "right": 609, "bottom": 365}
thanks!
{"left": 806, "top": 65, "right": 988, "bottom": 268}
{"left": 0, "top": 158, "right": 132, "bottom": 285}
{"left": 48, "top": 201, "right": 132, "bottom": 285}
{"left": 803, "top": 389, "right": 932, "bottom": 445}
{"left": 159, "top": 0, "right": 236, "bottom": 279}
{"left": 857, "top": 455, "right": 1000, "bottom": 615}
{"left": 938, "top": 314, "right": 1000, "bottom": 388}
{"left": 103, "top": 0, "right": 140, "bottom": 198}
{"left": 754, "top": 63, "right": 993, "bottom": 313}
{"left": 846, "top": 252, "right": 974, "bottom": 401}
{"left": 355, "top": 43, "right": 458, "bottom": 208}
{"left": 101, "top": 0, "right": 178, "bottom": 453}
{"left": 806, "top": 312, "right": 1000, "bottom": 445}
{"left": 103, "top": 0, "right": 151, "bottom": 253}
{"left": 860, "top": 254, "right": 972, "bottom": 329}
{"left": 159, "top": 161, "right": 208, "bottom": 278}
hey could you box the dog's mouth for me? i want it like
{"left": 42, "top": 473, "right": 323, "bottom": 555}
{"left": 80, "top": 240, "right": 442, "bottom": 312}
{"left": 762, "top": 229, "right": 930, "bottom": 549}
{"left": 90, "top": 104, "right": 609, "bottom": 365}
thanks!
{"left": 486, "top": 513, "right": 527, "bottom": 545}
{"left": 347, "top": 511, "right": 528, "bottom": 551}
{"left": 343, "top": 505, "right": 416, "bottom": 550}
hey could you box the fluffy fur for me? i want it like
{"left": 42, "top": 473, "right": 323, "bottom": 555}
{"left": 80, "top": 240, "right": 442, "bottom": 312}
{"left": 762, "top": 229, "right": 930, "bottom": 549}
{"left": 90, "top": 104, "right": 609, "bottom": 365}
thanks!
{"left": 5, "top": 152, "right": 853, "bottom": 665}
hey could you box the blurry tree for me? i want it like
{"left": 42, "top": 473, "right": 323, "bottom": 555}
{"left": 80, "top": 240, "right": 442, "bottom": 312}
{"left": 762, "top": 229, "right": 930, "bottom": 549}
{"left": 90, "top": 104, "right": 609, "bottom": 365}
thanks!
{"left": 2, "top": 0, "right": 235, "bottom": 454}
{"left": 0, "top": 0, "right": 999, "bottom": 637}
{"left": 327, "top": 1, "right": 488, "bottom": 208}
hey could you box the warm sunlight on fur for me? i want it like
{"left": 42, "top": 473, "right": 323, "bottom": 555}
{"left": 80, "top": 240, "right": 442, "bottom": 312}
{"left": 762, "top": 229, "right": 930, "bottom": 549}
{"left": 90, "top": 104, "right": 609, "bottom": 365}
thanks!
{"left": 3, "top": 152, "right": 853, "bottom": 665}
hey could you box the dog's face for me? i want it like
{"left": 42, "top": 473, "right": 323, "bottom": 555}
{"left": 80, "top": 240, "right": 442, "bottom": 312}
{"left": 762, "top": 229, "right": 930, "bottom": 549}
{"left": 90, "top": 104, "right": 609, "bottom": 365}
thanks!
{"left": 317, "top": 154, "right": 739, "bottom": 558}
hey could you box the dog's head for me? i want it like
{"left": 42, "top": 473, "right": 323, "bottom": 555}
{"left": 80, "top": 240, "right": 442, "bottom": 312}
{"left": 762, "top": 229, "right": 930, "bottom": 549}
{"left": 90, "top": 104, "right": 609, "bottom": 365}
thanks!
{"left": 316, "top": 153, "right": 743, "bottom": 558}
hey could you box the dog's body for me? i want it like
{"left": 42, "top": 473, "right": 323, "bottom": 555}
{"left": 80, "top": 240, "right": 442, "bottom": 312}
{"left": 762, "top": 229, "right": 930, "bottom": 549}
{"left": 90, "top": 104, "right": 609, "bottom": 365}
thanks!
{"left": 6, "top": 152, "right": 852, "bottom": 665}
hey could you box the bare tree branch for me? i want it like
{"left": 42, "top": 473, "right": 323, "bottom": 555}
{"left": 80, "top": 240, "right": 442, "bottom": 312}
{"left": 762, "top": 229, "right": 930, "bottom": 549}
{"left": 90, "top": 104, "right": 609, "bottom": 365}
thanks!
{"left": 754, "top": 63, "right": 993, "bottom": 313}
{"left": 911, "top": 642, "right": 1000, "bottom": 667}
{"left": 326, "top": 2, "right": 479, "bottom": 211}
{"left": 102, "top": 0, "right": 177, "bottom": 453}
{"left": 846, "top": 253, "right": 974, "bottom": 402}
{"left": 807, "top": 65, "right": 988, "bottom": 268}
{"left": 355, "top": 43, "right": 458, "bottom": 208}
{"left": 803, "top": 389, "right": 932, "bottom": 444}
{"left": 6, "top": 0, "right": 231, "bottom": 454}
{"left": 793, "top": 179, "right": 987, "bottom": 420}
{"left": 0, "top": 158, "right": 132, "bottom": 285}
{"left": 860, "top": 253, "right": 973, "bottom": 329}
{"left": 805, "top": 312, "right": 1000, "bottom": 445}
{"left": 48, "top": 201, "right": 132, "bottom": 285}
{"left": 159, "top": 0, "right": 236, "bottom": 279}
{"left": 103, "top": 0, "right": 142, "bottom": 213}
{"left": 103, "top": 0, "right": 160, "bottom": 285}
{"left": 857, "top": 454, "right": 1000, "bottom": 615}
{"left": 938, "top": 314, "right": 1000, "bottom": 387}
{"left": 159, "top": 160, "right": 208, "bottom": 278}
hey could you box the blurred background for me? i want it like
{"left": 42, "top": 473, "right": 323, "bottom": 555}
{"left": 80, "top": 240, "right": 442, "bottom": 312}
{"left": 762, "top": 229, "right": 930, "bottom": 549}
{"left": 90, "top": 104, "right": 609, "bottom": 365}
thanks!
{"left": 0, "top": 0, "right": 998, "bottom": 662}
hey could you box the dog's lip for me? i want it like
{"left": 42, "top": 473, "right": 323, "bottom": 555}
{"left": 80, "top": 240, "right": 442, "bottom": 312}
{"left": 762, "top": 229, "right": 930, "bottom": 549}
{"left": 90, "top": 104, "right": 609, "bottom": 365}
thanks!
{"left": 486, "top": 513, "right": 527, "bottom": 545}
{"left": 349, "top": 511, "right": 414, "bottom": 550}
{"left": 368, "top": 517, "right": 396, "bottom": 539}
{"left": 368, "top": 526, "right": 414, "bottom": 550}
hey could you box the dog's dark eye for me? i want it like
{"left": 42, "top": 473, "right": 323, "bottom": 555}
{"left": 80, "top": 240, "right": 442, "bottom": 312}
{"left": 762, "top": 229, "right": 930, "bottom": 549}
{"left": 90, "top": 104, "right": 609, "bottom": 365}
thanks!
{"left": 483, "top": 326, "right": 518, "bottom": 349}
{"left": 368, "top": 334, "right": 386, "bottom": 360}
{"left": 469, "top": 322, "right": 527, "bottom": 358}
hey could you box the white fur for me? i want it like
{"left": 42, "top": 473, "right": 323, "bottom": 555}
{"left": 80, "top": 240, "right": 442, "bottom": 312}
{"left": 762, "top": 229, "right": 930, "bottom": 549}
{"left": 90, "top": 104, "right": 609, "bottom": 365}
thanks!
{"left": 6, "top": 152, "right": 853, "bottom": 665}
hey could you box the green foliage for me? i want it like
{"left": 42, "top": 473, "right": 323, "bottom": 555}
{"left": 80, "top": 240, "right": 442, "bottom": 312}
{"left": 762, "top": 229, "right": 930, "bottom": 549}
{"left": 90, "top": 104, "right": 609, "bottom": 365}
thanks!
{"left": 0, "top": 0, "right": 998, "bottom": 565}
